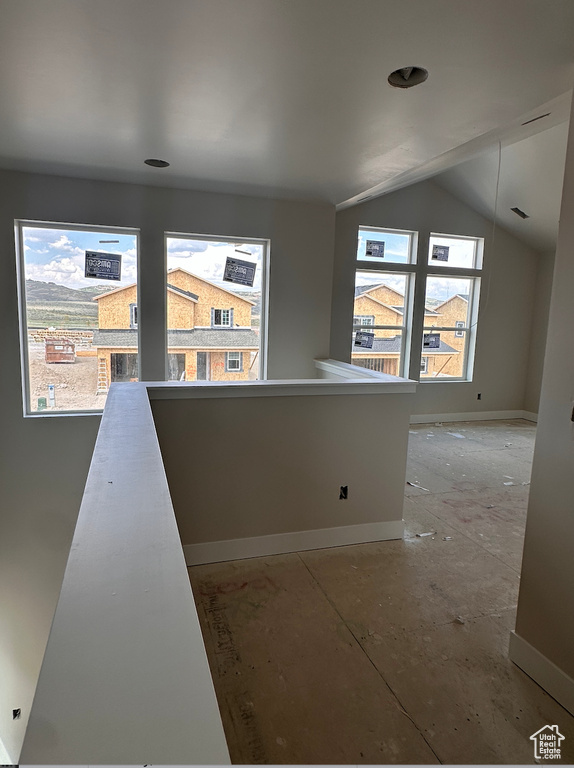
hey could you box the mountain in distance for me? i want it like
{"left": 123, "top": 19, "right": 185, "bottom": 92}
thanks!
{"left": 25, "top": 280, "right": 115, "bottom": 303}
{"left": 78, "top": 284, "right": 117, "bottom": 298}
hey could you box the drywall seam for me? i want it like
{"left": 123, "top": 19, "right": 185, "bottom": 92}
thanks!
{"left": 509, "top": 631, "right": 574, "bottom": 717}
{"left": 183, "top": 520, "right": 404, "bottom": 565}
{"left": 409, "top": 410, "right": 536, "bottom": 424}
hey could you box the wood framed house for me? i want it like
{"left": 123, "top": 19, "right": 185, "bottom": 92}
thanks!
{"left": 351, "top": 282, "right": 460, "bottom": 376}
{"left": 92, "top": 268, "right": 259, "bottom": 388}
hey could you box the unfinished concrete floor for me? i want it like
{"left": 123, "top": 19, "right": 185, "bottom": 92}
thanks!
{"left": 189, "top": 419, "right": 574, "bottom": 764}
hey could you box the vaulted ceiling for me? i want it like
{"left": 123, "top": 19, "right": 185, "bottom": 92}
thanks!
{"left": 0, "top": 0, "right": 573, "bottom": 246}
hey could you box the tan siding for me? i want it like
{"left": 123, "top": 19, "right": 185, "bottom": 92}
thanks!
{"left": 168, "top": 269, "right": 252, "bottom": 327}
{"left": 96, "top": 285, "right": 137, "bottom": 329}
{"left": 168, "top": 291, "right": 195, "bottom": 329}
{"left": 365, "top": 285, "right": 404, "bottom": 307}
{"left": 353, "top": 295, "right": 402, "bottom": 337}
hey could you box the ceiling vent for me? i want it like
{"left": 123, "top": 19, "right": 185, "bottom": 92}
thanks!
{"left": 144, "top": 158, "right": 170, "bottom": 168}
{"left": 511, "top": 207, "right": 529, "bottom": 219}
{"left": 388, "top": 66, "right": 428, "bottom": 89}
{"left": 521, "top": 113, "right": 550, "bottom": 126}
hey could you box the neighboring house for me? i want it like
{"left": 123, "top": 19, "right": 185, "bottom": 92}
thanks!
{"left": 426, "top": 293, "right": 469, "bottom": 377}
{"left": 352, "top": 282, "right": 461, "bottom": 376}
{"left": 92, "top": 267, "right": 259, "bottom": 388}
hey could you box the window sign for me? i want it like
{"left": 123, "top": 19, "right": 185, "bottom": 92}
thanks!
{"left": 366, "top": 240, "right": 385, "bottom": 259}
{"left": 354, "top": 331, "right": 375, "bottom": 349}
{"left": 85, "top": 251, "right": 122, "bottom": 280}
{"left": 423, "top": 332, "right": 440, "bottom": 349}
{"left": 223, "top": 256, "right": 256, "bottom": 287}
{"left": 431, "top": 244, "right": 449, "bottom": 262}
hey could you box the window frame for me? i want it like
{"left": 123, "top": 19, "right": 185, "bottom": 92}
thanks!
{"left": 455, "top": 320, "right": 465, "bottom": 338}
{"left": 353, "top": 315, "right": 375, "bottom": 326}
{"left": 352, "top": 227, "right": 418, "bottom": 379}
{"left": 165, "top": 231, "right": 269, "bottom": 380}
{"left": 130, "top": 303, "right": 138, "bottom": 329}
{"left": 212, "top": 308, "right": 231, "bottom": 327}
{"left": 225, "top": 351, "right": 243, "bottom": 372}
{"left": 16, "top": 219, "right": 140, "bottom": 418}
{"left": 353, "top": 227, "right": 483, "bottom": 383}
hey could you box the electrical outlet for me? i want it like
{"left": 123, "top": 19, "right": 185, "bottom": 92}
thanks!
{"left": 339, "top": 485, "right": 348, "bottom": 500}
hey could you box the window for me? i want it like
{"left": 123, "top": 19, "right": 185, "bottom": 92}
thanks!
{"left": 213, "top": 308, "right": 231, "bottom": 327}
{"left": 353, "top": 227, "right": 483, "bottom": 382}
{"left": 353, "top": 315, "right": 375, "bottom": 326}
{"left": 226, "top": 351, "right": 242, "bottom": 371}
{"left": 166, "top": 233, "right": 268, "bottom": 382}
{"left": 421, "top": 233, "right": 483, "bottom": 381}
{"left": 352, "top": 228, "right": 417, "bottom": 378}
{"left": 16, "top": 221, "right": 139, "bottom": 415}
{"left": 130, "top": 303, "right": 138, "bottom": 328}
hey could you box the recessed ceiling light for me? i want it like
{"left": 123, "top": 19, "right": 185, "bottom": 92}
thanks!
{"left": 511, "top": 207, "right": 529, "bottom": 219}
{"left": 144, "top": 158, "right": 170, "bottom": 168}
{"left": 388, "top": 66, "right": 428, "bottom": 89}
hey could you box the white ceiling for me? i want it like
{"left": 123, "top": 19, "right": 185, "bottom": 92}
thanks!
{"left": 0, "top": 0, "right": 573, "bottom": 214}
{"left": 433, "top": 122, "right": 569, "bottom": 253}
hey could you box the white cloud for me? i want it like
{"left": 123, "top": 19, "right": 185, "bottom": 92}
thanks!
{"left": 26, "top": 257, "right": 86, "bottom": 286}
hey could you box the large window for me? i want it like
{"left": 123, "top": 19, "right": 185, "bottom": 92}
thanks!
{"left": 352, "top": 228, "right": 416, "bottom": 377}
{"left": 353, "top": 227, "right": 482, "bottom": 381}
{"left": 16, "top": 221, "right": 139, "bottom": 414}
{"left": 421, "top": 234, "right": 482, "bottom": 381}
{"left": 165, "top": 234, "right": 267, "bottom": 382}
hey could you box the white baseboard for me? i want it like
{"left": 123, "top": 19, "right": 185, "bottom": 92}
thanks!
{"left": 509, "top": 631, "right": 574, "bottom": 716}
{"left": 184, "top": 519, "right": 404, "bottom": 566}
{"left": 410, "top": 410, "right": 538, "bottom": 424}
{"left": 521, "top": 411, "right": 539, "bottom": 423}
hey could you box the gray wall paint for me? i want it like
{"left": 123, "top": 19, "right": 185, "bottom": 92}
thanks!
{"left": 331, "top": 180, "right": 545, "bottom": 416}
{"left": 514, "top": 97, "right": 574, "bottom": 681}
{"left": 0, "top": 168, "right": 334, "bottom": 762}
{"left": 523, "top": 251, "right": 556, "bottom": 414}
{"left": 151, "top": 393, "right": 412, "bottom": 544}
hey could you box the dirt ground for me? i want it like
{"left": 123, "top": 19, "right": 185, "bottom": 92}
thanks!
{"left": 28, "top": 344, "right": 106, "bottom": 412}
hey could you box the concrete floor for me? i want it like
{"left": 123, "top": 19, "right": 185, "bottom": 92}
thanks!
{"left": 189, "top": 419, "right": 574, "bottom": 764}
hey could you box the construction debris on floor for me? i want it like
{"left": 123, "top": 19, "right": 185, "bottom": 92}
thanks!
{"left": 189, "top": 419, "right": 574, "bottom": 765}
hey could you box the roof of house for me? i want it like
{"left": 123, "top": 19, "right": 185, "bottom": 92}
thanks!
{"left": 352, "top": 335, "right": 458, "bottom": 355}
{"left": 434, "top": 293, "right": 469, "bottom": 310}
{"left": 92, "top": 267, "right": 255, "bottom": 305}
{"left": 355, "top": 282, "right": 403, "bottom": 299}
{"left": 167, "top": 283, "right": 199, "bottom": 301}
{"left": 93, "top": 328, "right": 259, "bottom": 349}
{"left": 355, "top": 287, "right": 438, "bottom": 316}
{"left": 168, "top": 267, "right": 256, "bottom": 305}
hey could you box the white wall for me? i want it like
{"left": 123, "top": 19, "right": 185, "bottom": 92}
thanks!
{"left": 523, "top": 250, "right": 556, "bottom": 414}
{"left": 0, "top": 168, "right": 335, "bottom": 762}
{"left": 331, "top": 180, "right": 545, "bottom": 416}
{"left": 151, "top": 391, "right": 411, "bottom": 554}
{"left": 512, "top": 96, "right": 574, "bottom": 699}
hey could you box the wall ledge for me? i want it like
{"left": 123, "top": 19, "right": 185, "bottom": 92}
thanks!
{"left": 509, "top": 631, "right": 574, "bottom": 716}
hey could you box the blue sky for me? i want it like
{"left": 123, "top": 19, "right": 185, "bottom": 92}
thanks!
{"left": 23, "top": 227, "right": 137, "bottom": 289}
{"left": 22, "top": 227, "right": 263, "bottom": 294}
{"left": 167, "top": 238, "right": 263, "bottom": 293}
